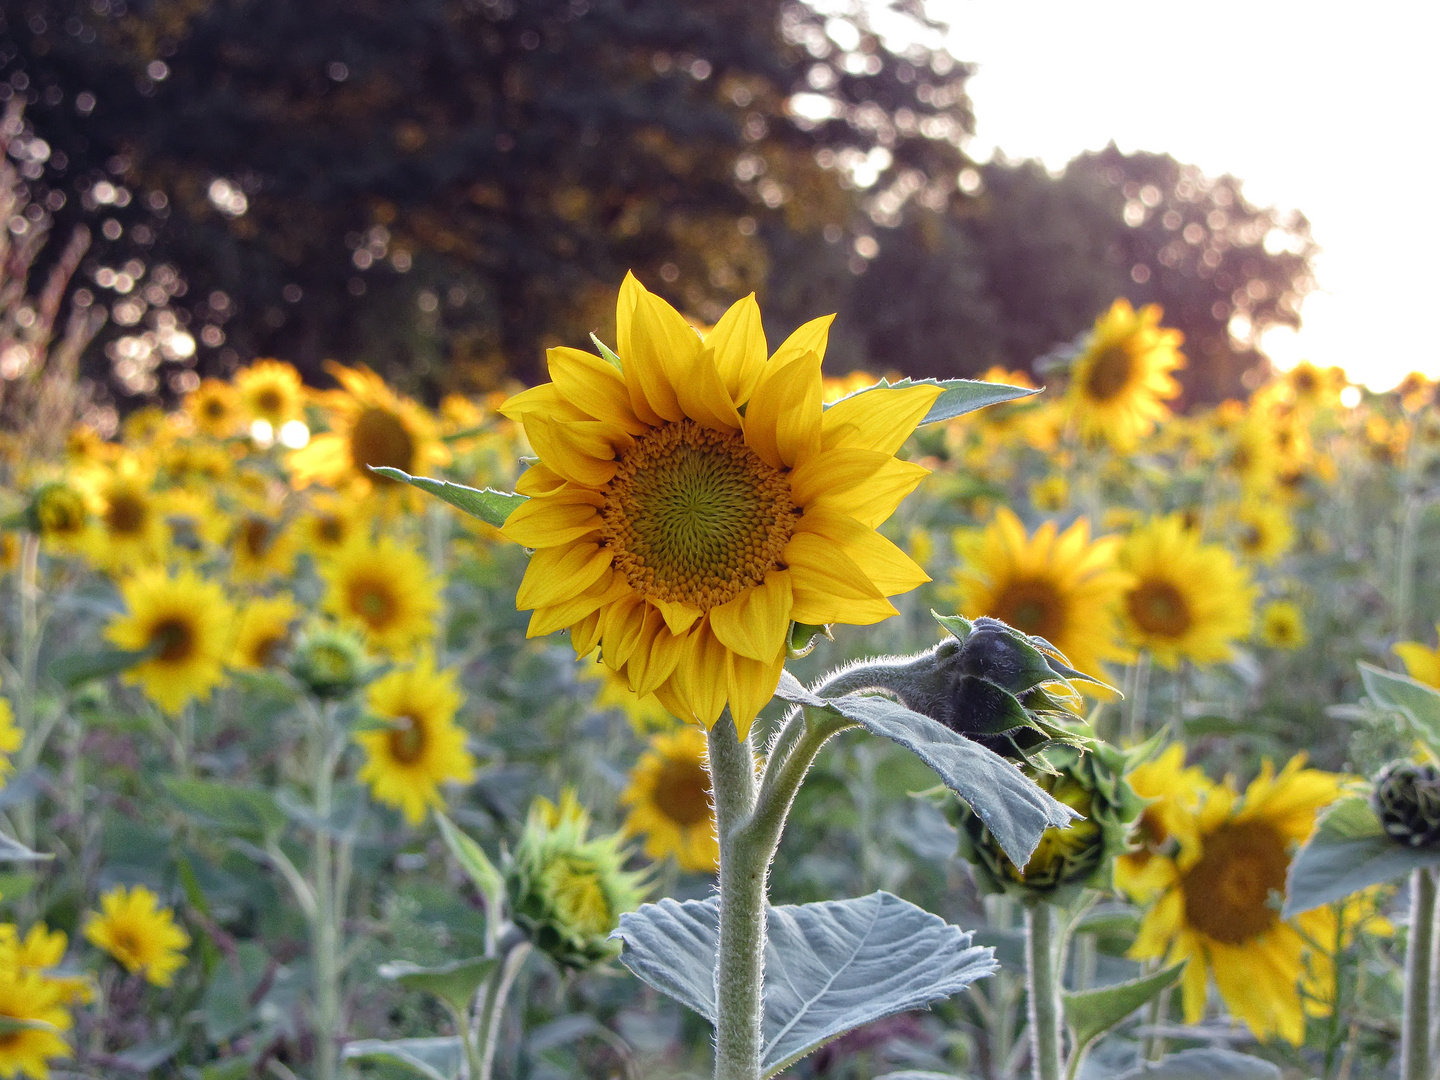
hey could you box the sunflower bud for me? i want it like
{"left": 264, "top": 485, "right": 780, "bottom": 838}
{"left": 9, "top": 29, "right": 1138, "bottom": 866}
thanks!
{"left": 1371, "top": 760, "right": 1440, "bottom": 848}
{"left": 27, "top": 481, "right": 89, "bottom": 542}
{"left": 289, "top": 623, "right": 371, "bottom": 699}
{"left": 507, "top": 790, "right": 648, "bottom": 970}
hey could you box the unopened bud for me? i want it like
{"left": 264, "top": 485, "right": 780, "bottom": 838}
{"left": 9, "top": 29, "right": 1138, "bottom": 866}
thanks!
{"left": 1372, "top": 760, "right": 1440, "bottom": 848}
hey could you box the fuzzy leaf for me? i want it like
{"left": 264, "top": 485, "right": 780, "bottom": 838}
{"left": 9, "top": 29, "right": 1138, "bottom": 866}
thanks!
{"left": 0, "top": 833, "right": 51, "bottom": 862}
{"left": 1063, "top": 962, "right": 1184, "bottom": 1062}
{"left": 379, "top": 957, "right": 499, "bottom": 1017}
{"left": 613, "top": 891, "right": 997, "bottom": 1078}
{"left": 828, "top": 377, "right": 1039, "bottom": 425}
{"left": 1111, "top": 1048, "right": 1281, "bottom": 1079}
{"left": 1283, "top": 795, "right": 1438, "bottom": 917}
{"left": 342, "top": 1037, "right": 463, "bottom": 1080}
{"left": 1359, "top": 662, "right": 1440, "bottom": 756}
{"left": 368, "top": 467, "right": 525, "bottom": 529}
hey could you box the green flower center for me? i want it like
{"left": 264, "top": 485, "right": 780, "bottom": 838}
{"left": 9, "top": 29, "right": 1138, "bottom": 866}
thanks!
{"left": 1181, "top": 821, "right": 1288, "bottom": 944}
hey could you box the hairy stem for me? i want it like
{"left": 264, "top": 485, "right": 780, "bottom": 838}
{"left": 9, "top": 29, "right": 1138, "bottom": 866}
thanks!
{"left": 1401, "top": 867, "right": 1435, "bottom": 1080}
{"left": 472, "top": 938, "right": 531, "bottom": 1080}
{"left": 1025, "top": 903, "right": 1063, "bottom": 1080}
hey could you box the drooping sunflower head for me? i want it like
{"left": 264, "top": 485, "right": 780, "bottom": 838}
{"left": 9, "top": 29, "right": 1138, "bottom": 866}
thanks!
{"left": 0, "top": 967, "right": 73, "bottom": 1078}
{"left": 1258, "top": 600, "right": 1307, "bottom": 650}
{"left": 501, "top": 273, "right": 943, "bottom": 737}
{"left": 620, "top": 725, "right": 717, "bottom": 874}
{"left": 234, "top": 359, "right": 306, "bottom": 427}
{"left": 319, "top": 536, "right": 441, "bottom": 655}
{"left": 231, "top": 593, "right": 302, "bottom": 670}
{"left": 1064, "top": 298, "right": 1184, "bottom": 451}
{"left": 1394, "top": 624, "right": 1440, "bottom": 688}
{"left": 83, "top": 884, "right": 191, "bottom": 987}
{"left": 184, "top": 378, "right": 243, "bottom": 437}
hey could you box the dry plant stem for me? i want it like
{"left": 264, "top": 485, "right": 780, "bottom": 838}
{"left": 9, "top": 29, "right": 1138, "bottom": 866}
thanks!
{"left": 1401, "top": 868, "right": 1435, "bottom": 1080}
{"left": 1025, "top": 903, "right": 1063, "bottom": 1080}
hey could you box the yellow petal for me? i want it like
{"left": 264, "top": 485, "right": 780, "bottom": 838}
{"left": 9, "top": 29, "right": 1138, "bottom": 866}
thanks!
{"left": 806, "top": 457, "right": 930, "bottom": 529}
{"left": 704, "top": 293, "right": 768, "bottom": 404}
{"left": 625, "top": 608, "right": 687, "bottom": 697}
{"left": 672, "top": 623, "right": 730, "bottom": 728}
{"left": 600, "top": 593, "right": 649, "bottom": 668}
{"left": 615, "top": 272, "right": 663, "bottom": 426}
{"left": 770, "top": 313, "right": 835, "bottom": 367}
{"left": 788, "top": 447, "right": 893, "bottom": 508}
{"left": 653, "top": 597, "right": 703, "bottom": 636}
{"left": 727, "top": 649, "right": 785, "bottom": 739}
{"left": 744, "top": 351, "right": 822, "bottom": 469}
{"left": 571, "top": 609, "right": 604, "bottom": 656}
{"left": 546, "top": 347, "right": 647, "bottom": 435}
{"left": 516, "top": 542, "right": 614, "bottom": 609}
{"left": 626, "top": 289, "right": 698, "bottom": 424}
{"left": 502, "top": 496, "right": 603, "bottom": 548}
{"left": 522, "top": 414, "right": 620, "bottom": 488}
{"left": 514, "top": 463, "right": 568, "bottom": 497}
{"left": 820, "top": 383, "right": 943, "bottom": 454}
{"left": 526, "top": 570, "right": 625, "bottom": 637}
{"left": 673, "top": 346, "right": 743, "bottom": 432}
{"left": 708, "top": 571, "right": 793, "bottom": 662}
{"left": 785, "top": 532, "right": 897, "bottom": 626}
{"left": 795, "top": 508, "right": 929, "bottom": 595}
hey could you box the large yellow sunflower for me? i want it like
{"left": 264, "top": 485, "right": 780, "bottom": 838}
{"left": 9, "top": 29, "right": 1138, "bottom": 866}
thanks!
{"left": 945, "top": 508, "right": 1132, "bottom": 683}
{"left": 319, "top": 536, "right": 441, "bottom": 655}
{"left": 1117, "top": 515, "right": 1255, "bottom": 669}
{"left": 295, "top": 493, "right": 369, "bottom": 561}
{"left": 230, "top": 593, "right": 302, "bottom": 670}
{"left": 621, "top": 725, "right": 718, "bottom": 873}
{"left": 234, "top": 359, "right": 306, "bottom": 428}
{"left": 1394, "top": 624, "right": 1440, "bottom": 688}
{"left": 1065, "top": 299, "right": 1184, "bottom": 451}
{"left": 288, "top": 363, "right": 448, "bottom": 495}
{"left": 1129, "top": 756, "right": 1346, "bottom": 1044}
{"left": 501, "top": 274, "right": 938, "bottom": 737}
{"left": 355, "top": 655, "right": 475, "bottom": 824}
{"left": 0, "top": 968, "right": 72, "bottom": 1079}
{"left": 83, "top": 885, "right": 190, "bottom": 987}
{"left": 104, "top": 568, "right": 235, "bottom": 715}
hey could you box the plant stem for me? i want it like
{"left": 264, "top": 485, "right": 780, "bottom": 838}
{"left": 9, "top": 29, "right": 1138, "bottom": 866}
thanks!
{"left": 310, "top": 701, "right": 344, "bottom": 1080}
{"left": 1025, "top": 902, "right": 1063, "bottom": 1080}
{"left": 1124, "top": 652, "right": 1151, "bottom": 746}
{"left": 471, "top": 938, "right": 531, "bottom": 1080}
{"left": 1401, "top": 867, "right": 1435, "bottom": 1080}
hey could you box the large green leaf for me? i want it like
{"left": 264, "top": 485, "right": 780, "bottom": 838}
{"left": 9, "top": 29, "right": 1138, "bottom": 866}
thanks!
{"left": 827, "top": 377, "right": 1039, "bottom": 425}
{"left": 163, "top": 778, "right": 286, "bottom": 840}
{"left": 1063, "top": 962, "right": 1184, "bottom": 1064}
{"left": 0, "top": 833, "right": 51, "bottom": 862}
{"left": 369, "top": 467, "right": 525, "bottom": 529}
{"left": 1111, "top": 1048, "right": 1281, "bottom": 1079}
{"left": 612, "top": 891, "right": 997, "bottom": 1078}
{"left": 435, "top": 812, "right": 506, "bottom": 940}
{"left": 1359, "top": 662, "right": 1440, "bottom": 756}
{"left": 378, "top": 956, "right": 499, "bottom": 1017}
{"left": 1283, "top": 795, "right": 1440, "bottom": 917}
{"left": 775, "top": 672, "right": 1078, "bottom": 867}
{"left": 46, "top": 646, "right": 153, "bottom": 689}
{"left": 342, "top": 1037, "right": 463, "bottom": 1080}
{"left": 201, "top": 942, "right": 273, "bottom": 1042}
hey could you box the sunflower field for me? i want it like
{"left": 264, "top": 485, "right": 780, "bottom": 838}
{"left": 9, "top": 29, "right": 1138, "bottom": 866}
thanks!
{"left": 4, "top": 268, "right": 1440, "bottom": 1080}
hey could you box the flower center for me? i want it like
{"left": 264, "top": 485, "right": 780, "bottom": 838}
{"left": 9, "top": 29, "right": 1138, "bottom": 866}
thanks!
{"left": 601, "top": 419, "right": 796, "bottom": 610}
{"left": 1239, "top": 524, "right": 1263, "bottom": 553}
{"left": 105, "top": 491, "right": 148, "bottom": 535}
{"left": 652, "top": 757, "right": 712, "bottom": 827}
{"left": 1181, "top": 820, "right": 1289, "bottom": 945}
{"left": 1084, "top": 345, "right": 1134, "bottom": 402}
{"left": 1127, "top": 579, "right": 1192, "bottom": 638}
{"left": 315, "top": 513, "right": 347, "bottom": 545}
{"left": 150, "top": 617, "right": 196, "bottom": 664}
{"left": 109, "top": 928, "right": 141, "bottom": 963}
{"left": 253, "top": 387, "right": 285, "bottom": 417}
{"left": 203, "top": 397, "right": 228, "bottom": 420}
{"left": 992, "top": 577, "right": 1066, "bottom": 642}
{"left": 249, "top": 633, "right": 286, "bottom": 667}
{"left": 388, "top": 715, "right": 426, "bottom": 764}
{"left": 240, "top": 516, "right": 274, "bottom": 558}
{"left": 348, "top": 577, "right": 398, "bottom": 628}
{"left": 350, "top": 406, "right": 415, "bottom": 480}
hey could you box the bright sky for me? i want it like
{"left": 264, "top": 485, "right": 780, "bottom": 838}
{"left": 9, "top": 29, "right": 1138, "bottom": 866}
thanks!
{"left": 936, "top": 0, "right": 1440, "bottom": 389}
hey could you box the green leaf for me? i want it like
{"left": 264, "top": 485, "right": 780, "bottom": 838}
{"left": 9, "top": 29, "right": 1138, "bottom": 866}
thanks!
{"left": 163, "top": 778, "right": 286, "bottom": 840}
{"left": 1111, "top": 1048, "right": 1281, "bottom": 1079}
{"left": 435, "top": 812, "right": 506, "bottom": 930}
{"left": 875, "top": 1074, "right": 966, "bottom": 1080}
{"left": 589, "top": 334, "right": 623, "bottom": 370}
{"left": 775, "top": 672, "right": 1079, "bottom": 867}
{"left": 342, "top": 1037, "right": 463, "bottom": 1080}
{"left": 111, "top": 1039, "right": 182, "bottom": 1072}
{"left": 612, "top": 891, "right": 997, "bottom": 1079}
{"left": 827, "top": 377, "right": 1039, "bottom": 426}
{"left": 1359, "top": 662, "right": 1440, "bottom": 756}
{"left": 1063, "top": 961, "right": 1184, "bottom": 1064}
{"left": 46, "top": 646, "right": 153, "bottom": 690}
{"left": 0, "top": 833, "right": 51, "bottom": 862}
{"left": 1283, "top": 795, "right": 1438, "bottom": 917}
{"left": 378, "top": 956, "right": 500, "bottom": 1017}
{"left": 201, "top": 943, "right": 272, "bottom": 1042}
{"left": 368, "top": 467, "right": 525, "bottom": 529}
{"left": 0, "top": 1016, "right": 56, "bottom": 1035}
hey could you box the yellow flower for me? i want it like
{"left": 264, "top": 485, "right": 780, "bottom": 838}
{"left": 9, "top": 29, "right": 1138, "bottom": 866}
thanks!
{"left": 0, "top": 967, "right": 72, "bottom": 1079}
{"left": 295, "top": 493, "right": 368, "bottom": 560}
{"left": 0, "top": 689, "right": 20, "bottom": 784}
{"left": 1395, "top": 624, "right": 1440, "bottom": 688}
{"left": 1028, "top": 474, "right": 1069, "bottom": 513}
{"left": 1115, "top": 745, "right": 1213, "bottom": 903}
{"left": 1129, "top": 756, "right": 1345, "bottom": 1044}
{"left": 320, "top": 536, "right": 441, "bottom": 655}
{"left": 65, "top": 423, "right": 116, "bottom": 466}
{"left": 1259, "top": 601, "right": 1308, "bottom": 650}
{"left": 1226, "top": 500, "right": 1294, "bottom": 565}
{"left": 945, "top": 509, "right": 1132, "bottom": 685}
{"left": 29, "top": 482, "right": 89, "bottom": 554}
{"left": 104, "top": 568, "right": 235, "bottom": 715}
{"left": 501, "top": 274, "right": 938, "bottom": 737}
{"left": 579, "top": 655, "right": 675, "bottom": 734}
{"left": 621, "top": 726, "right": 718, "bottom": 873}
{"left": 234, "top": 359, "right": 306, "bottom": 427}
{"left": 1118, "top": 516, "right": 1255, "bottom": 669}
{"left": 226, "top": 507, "right": 298, "bottom": 584}
{"left": 0, "top": 924, "right": 93, "bottom": 1006}
{"left": 1220, "top": 416, "right": 1281, "bottom": 494}
{"left": 184, "top": 378, "right": 243, "bottom": 437}
{"left": 79, "top": 460, "right": 170, "bottom": 573}
{"left": 356, "top": 655, "right": 475, "bottom": 824}
{"left": 231, "top": 594, "right": 302, "bottom": 670}
{"left": 1065, "top": 299, "right": 1184, "bottom": 451}
{"left": 83, "top": 885, "right": 190, "bottom": 987}
{"left": 288, "top": 363, "right": 448, "bottom": 495}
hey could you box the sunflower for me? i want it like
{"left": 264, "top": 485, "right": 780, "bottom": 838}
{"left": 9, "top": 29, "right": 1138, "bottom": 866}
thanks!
{"left": 64, "top": 423, "right": 116, "bottom": 466}
{"left": 621, "top": 725, "right": 718, "bottom": 872}
{"left": 104, "top": 568, "right": 236, "bottom": 715}
{"left": 1115, "top": 744, "right": 1214, "bottom": 903}
{"left": 1220, "top": 415, "right": 1282, "bottom": 493}
{"left": 1225, "top": 500, "right": 1294, "bottom": 565}
{"left": 1394, "top": 624, "right": 1440, "bottom": 688}
{"left": 1259, "top": 601, "right": 1308, "bottom": 650}
{"left": 80, "top": 461, "right": 171, "bottom": 573}
{"left": 0, "top": 968, "right": 72, "bottom": 1079}
{"left": 226, "top": 507, "right": 298, "bottom": 583}
{"left": 945, "top": 508, "right": 1132, "bottom": 685}
{"left": 1064, "top": 299, "right": 1184, "bottom": 451}
{"left": 0, "top": 688, "right": 21, "bottom": 784}
{"left": 234, "top": 359, "right": 306, "bottom": 427}
{"left": 83, "top": 885, "right": 190, "bottom": 987}
{"left": 579, "top": 654, "right": 674, "bottom": 734}
{"left": 1028, "top": 474, "right": 1069, "bottom": 513}
{"left": 501, "top": 274, "right": 937, "bottom": 737}
{"left": 1117, "top": 515, "right": 1255, "bottom": 669}
{"left": 1129, "top": 756, "right": 1346, "bottom": 1044}
{"left": 320, "top": 536, "right": 440, "bottom": 654}
{"left": 28, "top": 482, "right": 90, "bottom": 555}
{"left": 295, "top": 493, "right": 369, "bottom": 561}
{"left": 184, "top": 378, "right": 243, "bottom": 437}
{"left": 287, "top": 362, "right": 448, "bottom": 495}
{"left": 0, "top": 924, "right": 93, "bottom": 1006}
{"left": 356, "top": 655, "right": 475, "bottom": 824}
{"left": 231, "top": 594, "right": 302, "bottom": 670}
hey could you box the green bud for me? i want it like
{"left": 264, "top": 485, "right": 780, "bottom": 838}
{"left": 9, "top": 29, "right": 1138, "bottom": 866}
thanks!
{"left": 289, "top": 623, "right": 371, "bottom": 699}
{"left": 1371, "top": 760, "right": 1440, "bottom": 848}
{"left": 28, "top": 481, "right": 89, "bottom": 541}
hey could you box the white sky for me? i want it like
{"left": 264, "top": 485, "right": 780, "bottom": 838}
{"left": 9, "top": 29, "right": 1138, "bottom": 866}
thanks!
{"left": 936, "top": 0, "right": 1440, "bottom": 389}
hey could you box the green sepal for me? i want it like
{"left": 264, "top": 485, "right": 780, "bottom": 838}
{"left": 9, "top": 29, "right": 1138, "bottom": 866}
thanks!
{"left": 787, "top": 622, "right": 832, "bottom": 659}
{"left": 589, "top": 334, "right": 624, "bottom": 370}
{"left": 367, "top": 467, "right": 525, "bottom": 529}
{"left": 1063, "top": 961, "right": 1185, "bottom": 1066}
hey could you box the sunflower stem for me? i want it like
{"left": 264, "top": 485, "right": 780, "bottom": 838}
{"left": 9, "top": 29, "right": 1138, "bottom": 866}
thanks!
{"left": 1401, "top": 867, "right": 1435, "bottom": 1080}
{"left": 471, "top": 937, "right": 531, "bottom": 1080}
{"left": 309, "top": 699, "right": 346, "bottom": 1080}
{"left": 1025, "top": 902, "right": 1063, "bottom": 1080}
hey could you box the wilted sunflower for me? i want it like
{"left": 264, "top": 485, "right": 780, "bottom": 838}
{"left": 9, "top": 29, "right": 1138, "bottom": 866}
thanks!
{"left": 1226, "top": 500, "right": 1294, "bottom": 565}
{"left": 83, "top": 884, "right": 190, "bottom": 987}
{"left": 320, "top": 536, "right": 440, "bottom": 654}
{"left": 234, "top": 359, "right": 306, "bottom": 427}
{"left": 1258, "top": 601, "right": 1307, "bottom": 650}
{"left": 621, "top": 725, "right": 718, "bottom": 873}
{"left": 184, "top": 378, "right": 243, "bottom": 437}
{"left": 288, "top": 362, "right": 448, "bottom": 495}
{"left": 231, "top": 593, "right": 302, "bottom": 670}
{"left": 1394, "top": 624, "right": 1440, "bottom": 688}
{"left": 502, "top": 274, "right": 938, "bottom": 736}
{"left": 1117, "top": 515, "right": 1255, "bottom": 669}
{"left": 104, "top": 568, "right": 235, "bottom": 714}
{"left": 946, "top": 508, "right": 1132, "bottom": 685}
{"left": 0, "top": 967, "right": 72, "bottom": 1079}
{"left": 355, "top": 654, "right": 475, "bottom": 824}
{"left": 1064, "top": 298, "right": 1184, "bottom": 451}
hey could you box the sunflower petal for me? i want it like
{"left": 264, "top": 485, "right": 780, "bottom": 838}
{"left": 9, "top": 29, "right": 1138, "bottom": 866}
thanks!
{"left": 502, "top": 496, "right": 603, "bottom": 548}
{"left": 522, "top": 415, "right": 620, "bottom": 488}
{"left": 653, "top": 598, "right": 703, "bottom": 636}
{"left": 626, "top": 290, "right": 698, "bottom": 424}
{"left": 785, "top": 532, "right": 897, "bottom": 625}
{"left": 547, "top": 347, "right": 647, "bottom": 434}
{"left": 626, "top": 609, "right": 686, "bottom": 697}
{"left": 820, "top": 383, "right": 943, "bottom": 454}
{"left": 526, "top": 570, "right": 625, "bottom": 637}
{"left": 727, "top": 649, "right": 785, "bottom": 739}
{"left": 705, "top": 293, "right": 768, "bottom": 404}
{"left": 615, "top": 272, "right": 663, "bottom": 426}
{"left": 671, "top": 623, "right": 730, "bottom": 728}
{"left": 673, "top": 346, "right": 743, "bottom": 431}
{"left": 795, "top": 507, "right": 930, "bottom": 595}
{"left": 744, "top": 350, "right": 822, "bottom": 469}
{"left": 516, "top": 542, "right": 614, "bottom": 609}
{"left": 806, "top": 457, "right": 930, "bottom": 529}
{"left": 708, "top": 570, "right": 793, "bottom": 662}
{"left": 788, "top": 447, "right": 893, "bottom": 508}
{"left": 770, "top": 313, "right": 835, "bottom": 366}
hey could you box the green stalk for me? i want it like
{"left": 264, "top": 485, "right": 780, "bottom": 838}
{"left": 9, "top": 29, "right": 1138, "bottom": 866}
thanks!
{"left": 1025, "top": 902, "right": 1063, "bottom": 1080}
{"left": 309, "top": 700, "right": 345, "bottom": 1080}
{"left": 1401, "top": 867, "right": 1435, "bottom": 1080}
{"left": 471, "top": 938, "right": 531, "bottom": 1080}
{"left": 13, "top": 533, "right": 40, "bottom": 853}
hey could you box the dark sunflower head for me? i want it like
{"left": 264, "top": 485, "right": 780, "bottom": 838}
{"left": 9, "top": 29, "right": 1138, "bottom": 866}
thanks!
{"left": 1371, "top": 760, "right": 1440, "bottom": 849}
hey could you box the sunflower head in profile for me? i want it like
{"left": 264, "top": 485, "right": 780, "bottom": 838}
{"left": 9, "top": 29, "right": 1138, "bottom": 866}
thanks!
{"left": 319, "top": 536, "right": 440, "bottom": 655}
{"left": 184, "top": 378, "right": 243, "bottom": 437}
{"left": 83, "top": 884, "right": 190, "bottom": 987}
{"left": 501, "top": 273, "right": 941, "bottom": 737}
{"left": 27, "top": 480, "right": 90, "bottom": 553}
{"left": 231, "top": 593, "right": 302, "bottom": 671}
{"left": 355, "top": 654, "right": 475, "bottom": 825}
{"left": 621, "top": 725, "right": 718, "bottom": 873}
{"left": 0, "top": 967, "right": 73, "bottom": 1078}
{"left": 234, "top": 359, "right": 306, "bottom": 428}
{"left": 1258, "top": 600, "right": 1308, "bottom": 651}
{"left": 287, "top": 362, "right": 447, "bottom": 497}
{"left": 1129, "top": 755, "right": 1348, "bottom": 1044}
{"left": 946, "top": 508, "right": 1132, "bottom": 687}
{"left": 1394, "top": 623, "right": 1440, "bottom": 688}
{"left": 1064, "top": 298, "right": 1184, "bottom": 451}
{"left": 104, "top": 567, "right": 235, "bottom": 715}
{"left": 1117, "top": 515, "right": 1255, "bottom": 669}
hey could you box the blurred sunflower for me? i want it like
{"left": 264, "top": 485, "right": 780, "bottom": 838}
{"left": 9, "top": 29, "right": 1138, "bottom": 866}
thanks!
{"left": 104, "top": 567, "right": 235, "bottom": 715}
{"left": 227, "top": 507, "right": 297, "bottom": 584}
{"left": 0, "top": 685, "right": 22, "bottom": 783}
{"left": 80, "top": 461, "right": 170, "bottom": 572}
{"left": 83, "top": 885, "right": 190, "bottom": 987}
{"left": 1220, "top": 416, "right": 1281, "bottom": 493}
{"left": 1394, "top": 624, "right": 1440, "bottom": 688}
{"left": 0, "top": 968, "right": 72, "bottom": 1079}
{"left": 1115, "top": 744, "right": 1213, "bottom": 903}
{"left": 501, "top": 273, "right": 938, "bottom": 737}
{"left": 29, "top": 481, "right": 90, "bottom": 555}
{"left": 1259, "top": 601, "right": 1308, "bottom": 650}
{"left": 295, "top": 493, "right": 368, "bottom": 560}
{"left": 0, "top": 923, "right": 94, "bottom": 1005}
{"left": 579, "top": 654, "right": 674, "bottom": 734}
{"left": 320, "top": 536, "right": 440, "bottom": 655}
{"left": 231, "top": 593, "right": 302, "bottom": 670}
{"left": 1129, "top": 756, "right": 1345, "bottom": 1044}
{"left": 234, "top": 359, "right": 306, "bottom": 428}
{"left": 621, "top": 725, "right": 718, "bottom": 873}
{"left": 1118, "top": 515, "right": 1255, "bottom": 669}
{"left": 64, "top": 423, "right": 116, "bottom": 466}
{"left": 184, "top": 378, "right": 243, "bottom": 437}
{"left": 1226, "top": 500, "right": 1294, "bottom": 565}
{"left": 945, "top": 509, "right": 1131, "bottom": 684}
{"left": 356, "top": 654, "right": 475, "bottom": 824}
{"left": 1064, "top": 299, "right": 1184, "bottom": 451}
